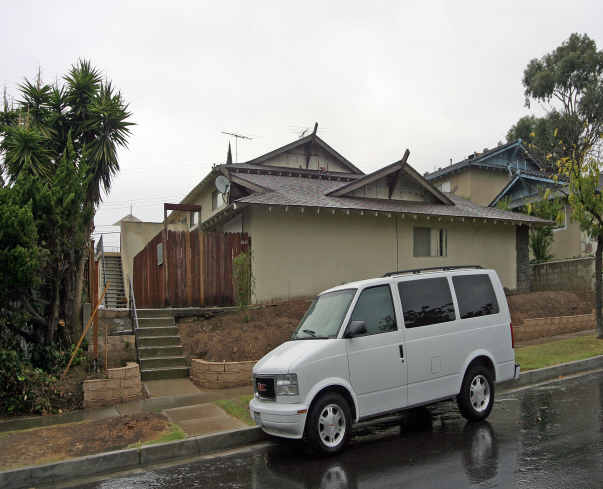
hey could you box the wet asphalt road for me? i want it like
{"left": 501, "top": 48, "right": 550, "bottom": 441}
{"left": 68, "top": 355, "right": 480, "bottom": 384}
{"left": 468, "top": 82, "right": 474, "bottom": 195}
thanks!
{"left": 66, "top": 372, "right": 603, "bottom": 489}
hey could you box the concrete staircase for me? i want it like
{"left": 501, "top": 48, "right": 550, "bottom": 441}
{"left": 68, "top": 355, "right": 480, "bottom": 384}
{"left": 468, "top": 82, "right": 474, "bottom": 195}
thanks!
{"left": 136, "top": 310, "right": 189, "bottom": 381}
{"left": 102, "top": 255, "right": 127, "bottom": 308}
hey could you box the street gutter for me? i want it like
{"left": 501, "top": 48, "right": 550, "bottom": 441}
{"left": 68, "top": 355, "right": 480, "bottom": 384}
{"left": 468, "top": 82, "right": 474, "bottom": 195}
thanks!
{"left": 1, "top": 354, "right": 602, "bottom": 489}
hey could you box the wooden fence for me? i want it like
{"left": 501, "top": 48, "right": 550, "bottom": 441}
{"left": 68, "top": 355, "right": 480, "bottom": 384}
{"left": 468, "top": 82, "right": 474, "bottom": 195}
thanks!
{"left": 133, "top": 230, "right": 251, "bottom": 308}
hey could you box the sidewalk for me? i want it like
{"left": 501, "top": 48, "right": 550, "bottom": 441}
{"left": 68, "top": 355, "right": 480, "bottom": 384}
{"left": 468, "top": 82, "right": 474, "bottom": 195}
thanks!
{"left": 0, "top": 380, "right": 252, "bottom": 434}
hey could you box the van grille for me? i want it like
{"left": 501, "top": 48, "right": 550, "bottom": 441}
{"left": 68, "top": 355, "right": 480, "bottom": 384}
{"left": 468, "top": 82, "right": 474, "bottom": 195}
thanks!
{"left": 255, "top": 377, "right": 275, "bottom": 400}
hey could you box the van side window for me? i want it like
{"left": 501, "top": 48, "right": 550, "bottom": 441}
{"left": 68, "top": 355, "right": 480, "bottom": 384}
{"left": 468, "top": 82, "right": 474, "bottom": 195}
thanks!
{"left": 349, "top": 285, "right": 397, "bottom": 336}
{"left": 453, "top": 274, "right": 500, "bottom": 318}
{"left": 398, "top": 278, "right": 455, "bottom": 328}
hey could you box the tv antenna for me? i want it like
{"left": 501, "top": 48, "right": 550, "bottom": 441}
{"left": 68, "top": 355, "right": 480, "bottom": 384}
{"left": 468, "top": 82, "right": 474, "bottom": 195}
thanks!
{"left": 221, "top": 131, "right": 253, "bottom": 163}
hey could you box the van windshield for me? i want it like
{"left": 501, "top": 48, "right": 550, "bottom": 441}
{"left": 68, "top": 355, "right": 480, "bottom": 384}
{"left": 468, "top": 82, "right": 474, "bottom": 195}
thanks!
{"left": 292, "top": 289, "right": 356, "bottom": 339}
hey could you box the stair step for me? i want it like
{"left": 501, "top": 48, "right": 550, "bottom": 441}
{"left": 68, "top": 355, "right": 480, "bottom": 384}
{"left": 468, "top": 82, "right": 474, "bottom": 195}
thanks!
{"left": 141, "top": 366, "right": 189, "bottom": 381}
{"left": 140, "top": 356, "right": 187, "bottom": 369}
{"left": 137, "top": 309, "right": 177, "bottom": 319}
{"left": 136, "top": 326, "right": 179, "bottom": 337}
{"left": 137, "top": 336, "right": 181, "bottom": 347}
{"left": 138, "top": 317, "right": 176, "bottom": 327}
{"left": 138, "top": 345, "right": 184, "bottom": 357}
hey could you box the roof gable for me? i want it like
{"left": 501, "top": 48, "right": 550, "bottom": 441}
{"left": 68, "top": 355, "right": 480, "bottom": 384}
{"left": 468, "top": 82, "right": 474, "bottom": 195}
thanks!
{"left": 426, "top": 140, "right": 542, "bottom": 181}
{"left": 327, "top": 150, "right": 454, "bottom": 205}
{"left": 489, "top": 172, "right": 563, "bottom": 208}
{"left": 242, "top": 134, "right": 363, "bottom": 175}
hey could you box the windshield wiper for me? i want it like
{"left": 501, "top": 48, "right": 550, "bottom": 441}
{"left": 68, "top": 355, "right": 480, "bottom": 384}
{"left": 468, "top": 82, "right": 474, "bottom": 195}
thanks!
{"left": 302, "top": 329, "right": 317, "bottom": 337}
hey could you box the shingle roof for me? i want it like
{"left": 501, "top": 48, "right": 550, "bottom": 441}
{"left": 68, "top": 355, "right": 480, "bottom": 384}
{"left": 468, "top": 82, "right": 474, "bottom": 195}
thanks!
{"left": 425, "top": 140, "right": 543, "bottom": 180}
{"left": 230, "top": 171, "right": 549, "bottom": 225}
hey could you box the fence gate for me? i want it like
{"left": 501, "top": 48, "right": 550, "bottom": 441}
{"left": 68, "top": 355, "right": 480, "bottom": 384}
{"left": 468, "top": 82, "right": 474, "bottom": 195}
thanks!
{"left": 133, "top": 230, "right": 251, "bottom": 308}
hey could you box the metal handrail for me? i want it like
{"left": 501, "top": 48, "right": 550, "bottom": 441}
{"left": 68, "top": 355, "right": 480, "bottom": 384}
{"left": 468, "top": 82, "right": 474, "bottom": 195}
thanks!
{"left": 129, "top": 277, "right": 140, "bottom": 364}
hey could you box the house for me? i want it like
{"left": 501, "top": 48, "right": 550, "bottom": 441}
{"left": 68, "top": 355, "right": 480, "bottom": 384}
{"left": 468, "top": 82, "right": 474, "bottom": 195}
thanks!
{"left": 127, "top": 129, "right": 547, "bottom": 303}
{"left": 426, "top": 140, "right": 594, "bottom": 260}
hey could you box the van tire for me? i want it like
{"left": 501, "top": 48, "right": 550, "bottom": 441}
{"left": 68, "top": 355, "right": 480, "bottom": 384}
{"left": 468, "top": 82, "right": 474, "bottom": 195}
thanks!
{"left": 306, "top": 392, "right": 352, "bottom": 455}
{"left": 457, "top": 365, "right": 494, "bottom": 421}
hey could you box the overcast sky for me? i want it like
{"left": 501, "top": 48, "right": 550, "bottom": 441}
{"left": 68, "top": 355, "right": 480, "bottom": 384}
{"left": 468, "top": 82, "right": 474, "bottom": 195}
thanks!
{"left": 3, "top": 1, "right": 603, "bottom": 249}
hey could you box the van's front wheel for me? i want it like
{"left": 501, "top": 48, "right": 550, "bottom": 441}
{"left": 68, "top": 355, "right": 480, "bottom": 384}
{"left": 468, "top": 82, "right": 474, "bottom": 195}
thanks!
{"left": 306, "top": 392, "right": 352, "bottom": 455}
{"left": 457, "top": 366, "right": 494, "bottom": 421}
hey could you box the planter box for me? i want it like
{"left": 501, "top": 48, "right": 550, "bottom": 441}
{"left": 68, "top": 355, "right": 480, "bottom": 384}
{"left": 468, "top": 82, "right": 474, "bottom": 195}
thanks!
{"left": 191, "top": 359, "right": 255, "bottom": 389}
{"left": 83, "top": 363, "right": 143, "bottom": 408}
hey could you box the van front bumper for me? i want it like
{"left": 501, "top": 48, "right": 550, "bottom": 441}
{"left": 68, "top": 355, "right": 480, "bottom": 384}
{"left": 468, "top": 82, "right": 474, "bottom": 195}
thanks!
{"left": 249, "top": 397, "right": 308, "bottom": 439}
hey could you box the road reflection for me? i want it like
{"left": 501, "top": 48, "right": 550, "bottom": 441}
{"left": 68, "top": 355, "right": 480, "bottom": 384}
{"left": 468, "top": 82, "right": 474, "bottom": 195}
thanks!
{"left": 256, "top": 407, "right": 507, "bottom": 489}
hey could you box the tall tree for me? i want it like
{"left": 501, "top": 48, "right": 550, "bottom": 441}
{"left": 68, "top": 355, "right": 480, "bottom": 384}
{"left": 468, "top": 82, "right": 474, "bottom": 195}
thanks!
{"left": 0, "top": 59, "right": 133, "bottom": 342}
{"left": 521, "top": 33, "right": 603, "bottom": 338}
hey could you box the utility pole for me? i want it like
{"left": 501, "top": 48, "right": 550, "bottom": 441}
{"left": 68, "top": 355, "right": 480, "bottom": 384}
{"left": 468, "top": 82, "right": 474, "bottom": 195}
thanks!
{"left": 221, "top": 131, "right": 253, "bottom": 163}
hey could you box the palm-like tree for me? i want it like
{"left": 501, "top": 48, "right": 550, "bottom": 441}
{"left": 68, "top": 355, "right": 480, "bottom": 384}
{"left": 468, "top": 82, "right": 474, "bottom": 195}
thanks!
{"left": 0, "top": 59, "right": 134, "bottom": 337}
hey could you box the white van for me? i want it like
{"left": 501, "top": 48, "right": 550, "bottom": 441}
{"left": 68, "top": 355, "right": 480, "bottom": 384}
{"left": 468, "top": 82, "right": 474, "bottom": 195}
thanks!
{"left": 249, "top": 266, "right": 520, "bottom": 454}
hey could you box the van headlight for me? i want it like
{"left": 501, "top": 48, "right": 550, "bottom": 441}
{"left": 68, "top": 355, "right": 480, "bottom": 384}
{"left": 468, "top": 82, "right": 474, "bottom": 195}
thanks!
{"left": 275, "top": 374, "right": 298, "bottom": 396}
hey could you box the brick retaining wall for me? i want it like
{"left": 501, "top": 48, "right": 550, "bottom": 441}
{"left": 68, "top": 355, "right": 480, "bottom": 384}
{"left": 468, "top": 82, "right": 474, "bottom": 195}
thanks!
{"left": 514, "top": 313, "right": 594, "bottom": 342}
{"left": 191, "top": 359, "right": 255, "bottom": 389}
{"left": 83, "top": 362, "right": 143, "bottom": 408}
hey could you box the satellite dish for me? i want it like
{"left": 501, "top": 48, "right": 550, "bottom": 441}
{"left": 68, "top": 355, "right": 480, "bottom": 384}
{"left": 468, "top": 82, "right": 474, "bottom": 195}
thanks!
{"left": 215, "top": 175, "right": 230, "bottom": 194}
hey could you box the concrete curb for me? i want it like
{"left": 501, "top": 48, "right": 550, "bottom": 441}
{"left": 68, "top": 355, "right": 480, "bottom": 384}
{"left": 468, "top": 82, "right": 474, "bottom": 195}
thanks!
{"left": 2, "top": 355, "right": 602, "bottom": 489}
{"left": 498, "top": 354, "right": 603, "bottom": 390}
{"left": 0, "top": 426, "right": 268, "bottom": 489}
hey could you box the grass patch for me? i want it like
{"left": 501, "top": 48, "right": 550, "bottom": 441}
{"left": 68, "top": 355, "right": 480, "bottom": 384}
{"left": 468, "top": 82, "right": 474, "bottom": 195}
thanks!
{"left": 516, "top": 335, "right": 603, "bottom": 371}
{"left": 127, "top": 423, "right": 186, "bottom": 448}
{"left": 215, "top": 395, "right": 254, "bottom": 426}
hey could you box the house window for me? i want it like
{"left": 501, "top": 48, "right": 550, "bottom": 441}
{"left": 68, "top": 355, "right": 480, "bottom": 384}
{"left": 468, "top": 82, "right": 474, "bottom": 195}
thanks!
{"left": 189, "top": 211, "right": 198, "bottom": 229}
{"left": 413, "top": 227, "right": 447, "bottom": 257}
{"left": 440, "top": 181, "right": 451, "bottom": 192}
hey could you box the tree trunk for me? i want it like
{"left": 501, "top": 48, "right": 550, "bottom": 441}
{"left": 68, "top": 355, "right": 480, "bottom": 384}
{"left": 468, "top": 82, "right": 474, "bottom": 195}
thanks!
{"left": 49, "top": 276, "right": 61, "bottom": 344}
{"left": 596, "top": 236, "right": 603, "bottom": 339}
{"left": 71, "top": 251, "right": 87, "bottom": 339}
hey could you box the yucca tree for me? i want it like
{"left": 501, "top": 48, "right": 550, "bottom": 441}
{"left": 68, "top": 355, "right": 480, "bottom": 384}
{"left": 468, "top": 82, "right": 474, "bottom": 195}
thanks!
{"left": 0, "top": 59, "right": 133, "bottom": 340}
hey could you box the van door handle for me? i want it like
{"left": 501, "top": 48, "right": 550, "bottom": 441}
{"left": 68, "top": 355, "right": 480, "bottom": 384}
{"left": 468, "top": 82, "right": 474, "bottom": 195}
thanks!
{"left": 399, "top": 344, "right": 404, "bottom": 362}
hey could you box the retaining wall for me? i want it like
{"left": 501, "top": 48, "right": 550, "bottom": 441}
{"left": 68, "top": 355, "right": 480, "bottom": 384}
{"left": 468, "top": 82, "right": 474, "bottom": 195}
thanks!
{"left": 530, "top": 257, "right": 595, "bottom": 292}
{"left": 514, "top": 313, "right": 594, "bottom": 342}
{"left": 191, "top": 359, "right": 255, "bottom": 389}
{"left": 83, "top": 362, "right": 143, "bottom": 408}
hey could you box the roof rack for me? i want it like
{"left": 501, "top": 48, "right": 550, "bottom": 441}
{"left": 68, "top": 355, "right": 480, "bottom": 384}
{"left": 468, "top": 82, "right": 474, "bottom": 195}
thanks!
{"left": 383, "top": 265, "right": 483, "bottom": 277}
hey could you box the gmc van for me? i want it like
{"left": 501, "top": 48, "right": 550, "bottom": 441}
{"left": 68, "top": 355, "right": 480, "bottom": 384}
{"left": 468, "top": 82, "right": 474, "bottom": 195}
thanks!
{"left": 249, "top": 266, "right": 520, "bottom": 454}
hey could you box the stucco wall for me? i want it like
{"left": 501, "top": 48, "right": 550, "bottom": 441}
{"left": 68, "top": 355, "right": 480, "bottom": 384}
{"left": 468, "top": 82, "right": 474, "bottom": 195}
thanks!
{"left": 465, "top": 169, "right": 510, "bottom": 206}
{"left": 120, "top": 221, "right": 164, "bottom": 298}
{"left": 431, "top": 169, "right": 510, "bottom": 206}
{"left": 246, "top": 207, "right": 518, "bottom": 302}
{"left": 550, "top": 207, "right": 583, "bottom": 259}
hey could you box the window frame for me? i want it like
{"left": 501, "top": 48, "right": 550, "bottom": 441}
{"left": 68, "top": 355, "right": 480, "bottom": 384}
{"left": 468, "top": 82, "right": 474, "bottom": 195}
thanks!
{"left": 413, "top": 226, "right": 448, "bottom": 257}
{"left": 396, "top": 275, "right": 457, "bottom": 329}
{"left": 342, "top": 284, "right": 399, "bottom": 338}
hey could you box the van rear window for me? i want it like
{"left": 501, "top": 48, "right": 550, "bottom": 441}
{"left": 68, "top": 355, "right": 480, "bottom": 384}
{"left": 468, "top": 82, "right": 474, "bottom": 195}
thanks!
{"left": 452, "top": 274, "right": 499, "bottom": 319}
{"left": 398, "top": 277, "right": 455, "bottom": 328}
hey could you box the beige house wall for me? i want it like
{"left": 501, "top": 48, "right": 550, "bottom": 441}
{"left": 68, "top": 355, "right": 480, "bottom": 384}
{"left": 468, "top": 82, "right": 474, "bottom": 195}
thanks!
{"left": 246, "top": 206, "right": 517, "bottom": 303}
{"left": 432, "top": 169, "right": 510, "bottom": 206}
{"left": 550, "top": 206, "right": 583, "bottom": 259}
{"left": 119, "top": 221, "right": 164, "bottom": 299}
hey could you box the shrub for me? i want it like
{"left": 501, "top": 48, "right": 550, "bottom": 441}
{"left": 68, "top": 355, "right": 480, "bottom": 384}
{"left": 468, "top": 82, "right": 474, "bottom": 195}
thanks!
{"left": 232, "top": 251, "right": 254, "bottom": 310}
{"left": 0, "top": 349, "right": 60, "bottom": 415}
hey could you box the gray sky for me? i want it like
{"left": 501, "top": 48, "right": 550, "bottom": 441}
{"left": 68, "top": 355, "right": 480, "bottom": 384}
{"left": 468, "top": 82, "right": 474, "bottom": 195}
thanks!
{"left": 3, "top": 1, "right": 603, "bottom": 249}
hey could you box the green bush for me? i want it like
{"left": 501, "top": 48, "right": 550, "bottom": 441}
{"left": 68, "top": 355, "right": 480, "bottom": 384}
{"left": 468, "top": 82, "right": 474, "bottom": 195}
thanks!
{"left": 232, "top": 251, "right": 255, "bottom": 310}
{"left": 0, "top": 349, "right": 60, "bottom": 415}
{"left": 31, "top": 342, "right": 88, "bottom": 375}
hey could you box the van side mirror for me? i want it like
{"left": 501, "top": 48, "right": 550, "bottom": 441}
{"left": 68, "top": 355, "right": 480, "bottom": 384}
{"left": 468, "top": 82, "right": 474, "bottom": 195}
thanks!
{"left": 345, "top": 320, "right": 367, "bottom": 338}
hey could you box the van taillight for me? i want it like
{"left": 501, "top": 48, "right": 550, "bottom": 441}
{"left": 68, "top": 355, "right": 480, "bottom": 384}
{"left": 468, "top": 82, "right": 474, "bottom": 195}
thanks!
{"left": 510, "top": 322, "right": 515, "bottom": 348}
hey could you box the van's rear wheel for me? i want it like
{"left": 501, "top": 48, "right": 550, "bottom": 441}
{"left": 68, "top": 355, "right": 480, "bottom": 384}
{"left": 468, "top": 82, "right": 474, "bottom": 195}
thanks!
{"left": 306, "top": 392, "right": 352, "bottom": 455}
{"left": 457, "top": 365, "right": 494, "bottom": 421}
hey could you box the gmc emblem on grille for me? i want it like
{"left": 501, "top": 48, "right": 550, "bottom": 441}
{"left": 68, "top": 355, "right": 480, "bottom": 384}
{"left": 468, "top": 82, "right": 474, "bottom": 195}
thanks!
{"left": 257, "top": 383, "right": 267, "bottom": 392}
